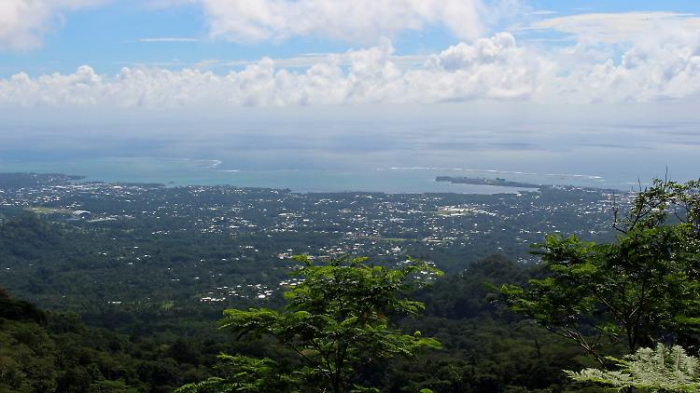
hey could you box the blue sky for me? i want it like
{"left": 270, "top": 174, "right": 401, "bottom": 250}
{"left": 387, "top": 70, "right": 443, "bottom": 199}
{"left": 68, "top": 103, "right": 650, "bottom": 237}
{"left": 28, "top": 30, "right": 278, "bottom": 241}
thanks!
{"left": 2, "top": 0, "right": 700, "bottom": 76}
{"left": 1, "top": 0, "right": 699, "bottom": 185}
{"left": 1, "top": 0, "right": 700, "bottom": 110}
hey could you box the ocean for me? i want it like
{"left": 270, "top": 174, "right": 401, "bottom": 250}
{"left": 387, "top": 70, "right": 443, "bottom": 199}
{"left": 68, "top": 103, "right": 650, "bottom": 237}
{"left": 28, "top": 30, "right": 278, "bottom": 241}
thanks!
{"left": 0, "top": 156, "right": 653, "bottom": 193}
{"left": 0, "top": 116, "right": 697, "bottom": 193}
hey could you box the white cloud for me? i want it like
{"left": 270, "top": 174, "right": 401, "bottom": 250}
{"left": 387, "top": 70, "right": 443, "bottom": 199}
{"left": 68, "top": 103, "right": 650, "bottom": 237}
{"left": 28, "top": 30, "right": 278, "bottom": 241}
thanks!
{"left": 150, "top": 0, "right": 525, "bottom": 43}
{"left": 547, "top": 30, "right": 700, "bottom": 103}
{"left": 528, "top": 12, "right": 700, "bottom": 44}
{"left": 527, "top": 12, "right": 700, "bottom": 103}
{"left": 386, "top": 32, "right": 549, "bottom": 103}
{"left": 1, "top": 0, "right": 516, "bottom": 51}
{"left": 197, "top": 0, "right": 493, "bottom": 43}
{"left": 0, "top": 34, "right": 542, "bottom": 108}
{"left": 0, "top": 0, "right": 106, "bottom": 51}
{"left": 192, "top": 53, "right": 429, "bottom": 71}
{"left": 3, "top": 12, "right": 700, "bottom": 108}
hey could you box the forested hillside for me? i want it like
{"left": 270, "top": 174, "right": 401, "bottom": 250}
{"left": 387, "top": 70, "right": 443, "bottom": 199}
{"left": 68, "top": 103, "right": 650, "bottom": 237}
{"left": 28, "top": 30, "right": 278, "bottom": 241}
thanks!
{"left": 2, "top": 174, "right": 698, "bottom": 392}
{"left": 1, "top": 257, "right": 598, "bottom": 392}
{"left": 0, "top": 213, "right": 594, "bottom": 392}
{"left": 0, "top": 288, "right": 188, "bottom": 392}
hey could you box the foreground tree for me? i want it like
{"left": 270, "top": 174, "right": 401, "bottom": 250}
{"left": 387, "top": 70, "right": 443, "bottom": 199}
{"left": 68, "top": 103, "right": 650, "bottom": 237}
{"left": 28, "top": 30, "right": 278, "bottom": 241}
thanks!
{"left": 500, "top": 178, "right": 700, "bottom": 363}
{"left": 567, "top": 344, "right": 700, "bottom": 392}
{"left": 177, "top": 256, "right": 443, "bottom": 393}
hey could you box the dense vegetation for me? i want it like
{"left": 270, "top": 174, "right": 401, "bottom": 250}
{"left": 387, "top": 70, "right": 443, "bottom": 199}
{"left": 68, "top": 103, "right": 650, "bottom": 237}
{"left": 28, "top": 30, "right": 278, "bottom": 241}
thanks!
{"left": 1, "top": 254, "right": 592, "bottom": 392}
{"left": 0, "top": 223, "right": 597, "bottom": 391}
{"left": 1, "top": 289, "right": 191, "bottom": 392}
{"left": 0, "top": 172, "right": 616, "bottom": 321}
{"left": 1, "top": 173, "right": 697, "bottom": 392}
{"left": 178, "top": 256, "right": 444, "bottom": 393}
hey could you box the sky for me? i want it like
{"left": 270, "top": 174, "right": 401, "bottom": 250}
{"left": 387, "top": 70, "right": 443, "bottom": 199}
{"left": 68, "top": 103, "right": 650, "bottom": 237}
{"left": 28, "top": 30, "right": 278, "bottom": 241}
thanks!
{"left": 0, "top": 0, "right": 699, "bottom": 188}
{"left": 1, "top": 0, "right": 700, "bottom": 112}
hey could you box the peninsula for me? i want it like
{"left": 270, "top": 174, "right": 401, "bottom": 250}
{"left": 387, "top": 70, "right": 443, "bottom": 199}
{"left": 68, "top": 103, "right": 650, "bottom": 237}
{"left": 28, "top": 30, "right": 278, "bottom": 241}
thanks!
{"left": 436, "top": 176, "right": 541, "bottom": 189}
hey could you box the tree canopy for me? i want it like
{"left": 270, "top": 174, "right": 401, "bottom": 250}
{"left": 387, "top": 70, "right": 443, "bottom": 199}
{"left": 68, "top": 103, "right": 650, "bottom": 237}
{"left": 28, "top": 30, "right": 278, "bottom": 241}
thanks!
{"left": 177, "top": 256, "right": 443, "bottom": 393}
{"left": 500, "top": 178, "right": 700, "bottom": 364}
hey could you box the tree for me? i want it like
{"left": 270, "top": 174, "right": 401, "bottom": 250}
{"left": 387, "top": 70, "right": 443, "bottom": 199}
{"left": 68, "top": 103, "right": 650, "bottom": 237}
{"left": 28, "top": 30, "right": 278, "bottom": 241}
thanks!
{"left": 500, "top": 178, "right": 700, "bottom": 363}
{"left": 177, "top": 256, "right": 443, "bottom": 393}
{"left": 173, "top": 354, "right": 293, "bottom": 393}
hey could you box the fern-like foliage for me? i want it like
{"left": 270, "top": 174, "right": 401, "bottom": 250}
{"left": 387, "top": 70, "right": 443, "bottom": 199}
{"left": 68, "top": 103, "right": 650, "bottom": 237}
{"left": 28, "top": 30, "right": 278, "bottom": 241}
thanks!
{"left": 175, "top": 354, "right": 296, "bottom": 393}
{"left": 566, "top": 344, "right": 700, "bottom": 392}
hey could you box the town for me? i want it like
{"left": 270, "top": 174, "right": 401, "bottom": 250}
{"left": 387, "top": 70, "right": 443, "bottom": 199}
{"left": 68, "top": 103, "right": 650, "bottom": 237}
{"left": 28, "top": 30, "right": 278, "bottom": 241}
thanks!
{"left": 0, "top": 173, "right": 626, "bottom": 313}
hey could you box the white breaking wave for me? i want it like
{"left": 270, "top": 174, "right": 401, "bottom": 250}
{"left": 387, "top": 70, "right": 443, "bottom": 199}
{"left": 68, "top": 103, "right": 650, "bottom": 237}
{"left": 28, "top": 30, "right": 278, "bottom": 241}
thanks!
{"left": 383, "top": 166, "right": 604, "bottom": 180}
{"left": 544, "top": 173, "right": 603, "bottom": 180}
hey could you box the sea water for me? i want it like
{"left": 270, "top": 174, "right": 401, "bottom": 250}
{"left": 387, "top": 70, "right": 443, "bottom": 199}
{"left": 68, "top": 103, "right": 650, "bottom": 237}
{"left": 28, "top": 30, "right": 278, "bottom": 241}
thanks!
{"left": 0, "top": 118, "right": 697, "bottom": 193}
{"left": 0, "top": 156, "right": 636, "bottom": 193}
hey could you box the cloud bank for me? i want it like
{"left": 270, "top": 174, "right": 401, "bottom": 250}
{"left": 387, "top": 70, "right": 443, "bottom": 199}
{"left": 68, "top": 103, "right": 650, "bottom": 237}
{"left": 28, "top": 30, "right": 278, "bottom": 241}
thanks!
{"left": 0, "top": 34, "right": 542, "bottom": 108}
{"left": 1, "top": 10, "right": 700, "bottom": 109}
{"left": 3, "top": 18, "right": 700, "bottom": 109}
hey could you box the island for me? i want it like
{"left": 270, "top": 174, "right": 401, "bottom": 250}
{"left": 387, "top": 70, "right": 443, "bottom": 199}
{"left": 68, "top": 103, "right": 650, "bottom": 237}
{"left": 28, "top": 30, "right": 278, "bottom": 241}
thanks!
{"left": 0, "top": 173, "right": 85, "bottom": 190}
{"left": 436, "top": 176, "right": 541, "bottom": 189}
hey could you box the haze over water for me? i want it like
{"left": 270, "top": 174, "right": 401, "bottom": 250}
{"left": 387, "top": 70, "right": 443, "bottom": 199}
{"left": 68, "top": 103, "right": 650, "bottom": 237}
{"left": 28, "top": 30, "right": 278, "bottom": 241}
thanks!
{"left": 2, "top": 1, "right": 700, "bottom": 193}
{"left": 1, "top": 109, "right": 696, "bottom": 193}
